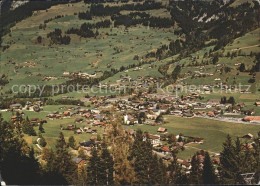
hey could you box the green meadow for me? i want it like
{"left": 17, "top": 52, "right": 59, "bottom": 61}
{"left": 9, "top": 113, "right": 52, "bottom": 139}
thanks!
{"left": 0, "top": 1, "right": 177, "bottom": 93}
{"left": 131, "top": 115, "right": 260, "bottom": 160}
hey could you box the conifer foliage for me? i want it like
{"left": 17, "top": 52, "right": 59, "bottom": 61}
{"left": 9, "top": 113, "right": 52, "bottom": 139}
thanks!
{"left": 202, "top": 152, "right": 217, "bottom": 184}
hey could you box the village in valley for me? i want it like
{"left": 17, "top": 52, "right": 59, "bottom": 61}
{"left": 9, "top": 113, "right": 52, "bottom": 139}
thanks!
{"left": 6, "top": 77, "right": 260, "bottom": 171}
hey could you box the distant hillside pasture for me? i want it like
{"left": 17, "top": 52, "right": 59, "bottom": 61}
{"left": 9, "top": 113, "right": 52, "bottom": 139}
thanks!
{"left": 0, "top": 1, "right": 177, "bottom": 94}
{"left": 224, "top": 28, "right": 260, "bottom": 55}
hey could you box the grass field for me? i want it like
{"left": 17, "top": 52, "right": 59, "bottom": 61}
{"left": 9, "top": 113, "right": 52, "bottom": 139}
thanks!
{"left": 0, "top": 105, "right": 104, "bottom": 152}
{"left": 131, "top": 115, "right": 260, "bottom": 159}
{"left": 0, "top": 1, "right": 177, "bottom": 94}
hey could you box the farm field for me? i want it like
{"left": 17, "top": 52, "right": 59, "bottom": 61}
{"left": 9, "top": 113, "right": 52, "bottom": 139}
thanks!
{"left": 131, "top": 115, "right": 260, "bottom": 159}
{"left": 0, "top": 1, "right": 177, "bottom": 93}
{"left": 0, "top": 104, "right": 104, "bottom": 152}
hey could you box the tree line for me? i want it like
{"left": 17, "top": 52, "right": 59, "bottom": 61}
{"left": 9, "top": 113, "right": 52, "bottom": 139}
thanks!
{"left": 112, "top": 12, "right": 175, "bottom": 28}
{"left": 66, "top": 20, "right": 111, "bottom": 38}
{"left": 87, "top": 1, "right": 163, "bottom": 17}
{"left": 47, "top": 28, "right": 71, "bottom": 45}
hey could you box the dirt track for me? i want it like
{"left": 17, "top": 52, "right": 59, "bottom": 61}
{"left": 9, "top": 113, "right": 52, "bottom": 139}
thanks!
{"left": 231, "top": 44, "right": 260, "bottom": 51}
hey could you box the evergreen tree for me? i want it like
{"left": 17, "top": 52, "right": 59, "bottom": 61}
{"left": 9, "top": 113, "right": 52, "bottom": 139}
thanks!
{"left": 155, "top": 114, "right": 163, "bottom": 123}
{"left": 42, "top": 148, "right": 67, "bottom": 185}
{"left": 68, "top": 136, "right": 76, "bottom": 149}
{"left": 97, "top": 134, "right": 102, "bottom": 141}
{"left": 39, "top": 122, "right": 45, "bottom": 133}
{"left": 189, "top": 154, "right": 201, "bottom": 184}
{"left": 219, "top": 135, "right": 243, "bottom": 184}
{"left": 158, "top": 158, "right": 167, "bottom": 184}
{"left": 252, "top": 132, "right": 260, "bottom": 183}
{"left": 87, "top": 148, "right": 101, "bottom": 185}
{"left": 149, "top": 154, "right": 160, "bottom": 184}
{"left": 78, "top": 147, "right": 87, "bottom": 160}
{"left": 227, "top": 96, "right": 235, "bottom": 106}
{"left": 99, "top": 142, "right": 114, "bottom": 185}
{"left": 0, "top": 117, "right": 41, "bottom": 184}
{"left": 172, "top": 65, "right": 181, "bottom": 82}
{"left": 202, "top": 151, "right": 217, "bottom": 184}
{"left": 37, "top": 36, "right": 42, "bottom": 43}
{"left": 38, "top": 134, "right": 47, "bottom": 147}
{"left": 106, "top": 119, "right": 136, "bottom": 185}
{"left": 52, "top": 132, "right": 77, "bottom": 184}
{"left": 168, "top": 133, "right": 176, "bottom": 145}
{"left": 239, "top": 63, "right": 246, "bottom": 72}
{"left": 130, "top": 130, "right": 153, "bottom": 184}
{"left": 77, "top": 163, "right": 87, "bottom": 185}
{"left": 212, "top": 55, "right": 219, "bottom": 65}
{"left": 168, "top": 150, "right": 187, "bottom": 184}
{"left": 22, "top": 119, "right": 36, "bottom": 136}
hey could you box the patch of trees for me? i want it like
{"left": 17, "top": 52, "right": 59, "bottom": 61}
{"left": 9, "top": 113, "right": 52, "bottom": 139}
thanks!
{"left": 37, "top": 36, "right": 43, "bottom": 43}
{"left": 113, "top": 14, "right": 145, "bottom": 28}
{"left": 46, "top": 99, "right": 84, "bottom": 106}
{"left": 88, "top": 2, "right": 163, "bottom": 16}
{"left": 87, "top": 143, "right": 114, "bottom": 185}
{"left": 39, "top": 23, "right": 47, "bottom": 30}
{"left": 146, "top": 44, "right": 169, "bottom": 60}
{"left": 171, "top": 65, "right": 182, "bottom": 82}
{"left": 22, "top": 117, "right": 37, "bottom": 136}
{"left": 168, "top": 39, "right": 183, "bottom": 55}
{"left": 0, "top": 116, "right": 42, "bottom": 184}
{"left": 220, "top": 96, "right": 235, "bottom": 105}
{"left": 66, "top": 25, "right": 96, "bottom": 38}
{"left": 44, "top": 15, "right": 64, "bottom": 24}
{"left": 0, "top": 74, "right": 9, "bottom": 86}
{"left": 66, "top": 20, "right": 111, "bottom": 38}
{"left": 0, "top": 1, "right": 78, "bottom": 47}
{"left": 239, "top": 63, "right": 245, "bottom": 72}
{"left": 89, "top": 3, "right": 120, "bottom": 16}
{"left": 112, "top": 13, "right": 174, "bottom": 28}
{"left": 251, "top": 53, "right": 260, "bottom": 72}
{"left": 169, "top": 3, "right": 198, "bottom": 34}
{"left": 212, "top": 55, "right": 219, "bottom": 65}
{"left": 211, "top": 3, "right": 259, "bottom": 50}
{"left": 149, "top": 16, "right": 174, "bottom": 28}
{"left": 47, "top": 29, "right": 71, "bottom": 45}
{"left": 38, "top": 134, "right": 47, "bottom": 147}
{"left": 168, "top": 1, "right": 258, "bottom": 52}
{"left": 0, "top": 97, "right": 43, "bottom": 109}
{"left": 1, "top": 45, "right": 10, "bottom": 52}
{"left": 78, "top": 11, "right": 92, "bottom": 20}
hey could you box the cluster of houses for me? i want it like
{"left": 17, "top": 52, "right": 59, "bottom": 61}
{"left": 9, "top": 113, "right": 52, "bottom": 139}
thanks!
{"left": 193, "top": 71, "right": 214, "bottom": 78}
{"left": 81, "top": 93, "right": 259, "bottom": 124}
{"left": 108, "top": 75, "right": 161, "bottom": 91}
{"left": 8, "top": 90, "right": 260, "bottom": 128}
{"left": 63, "top": 71, "right": 97, "bottom": 79}
{"left": 9, "top": 101, "right": 44, "bottom": 112}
